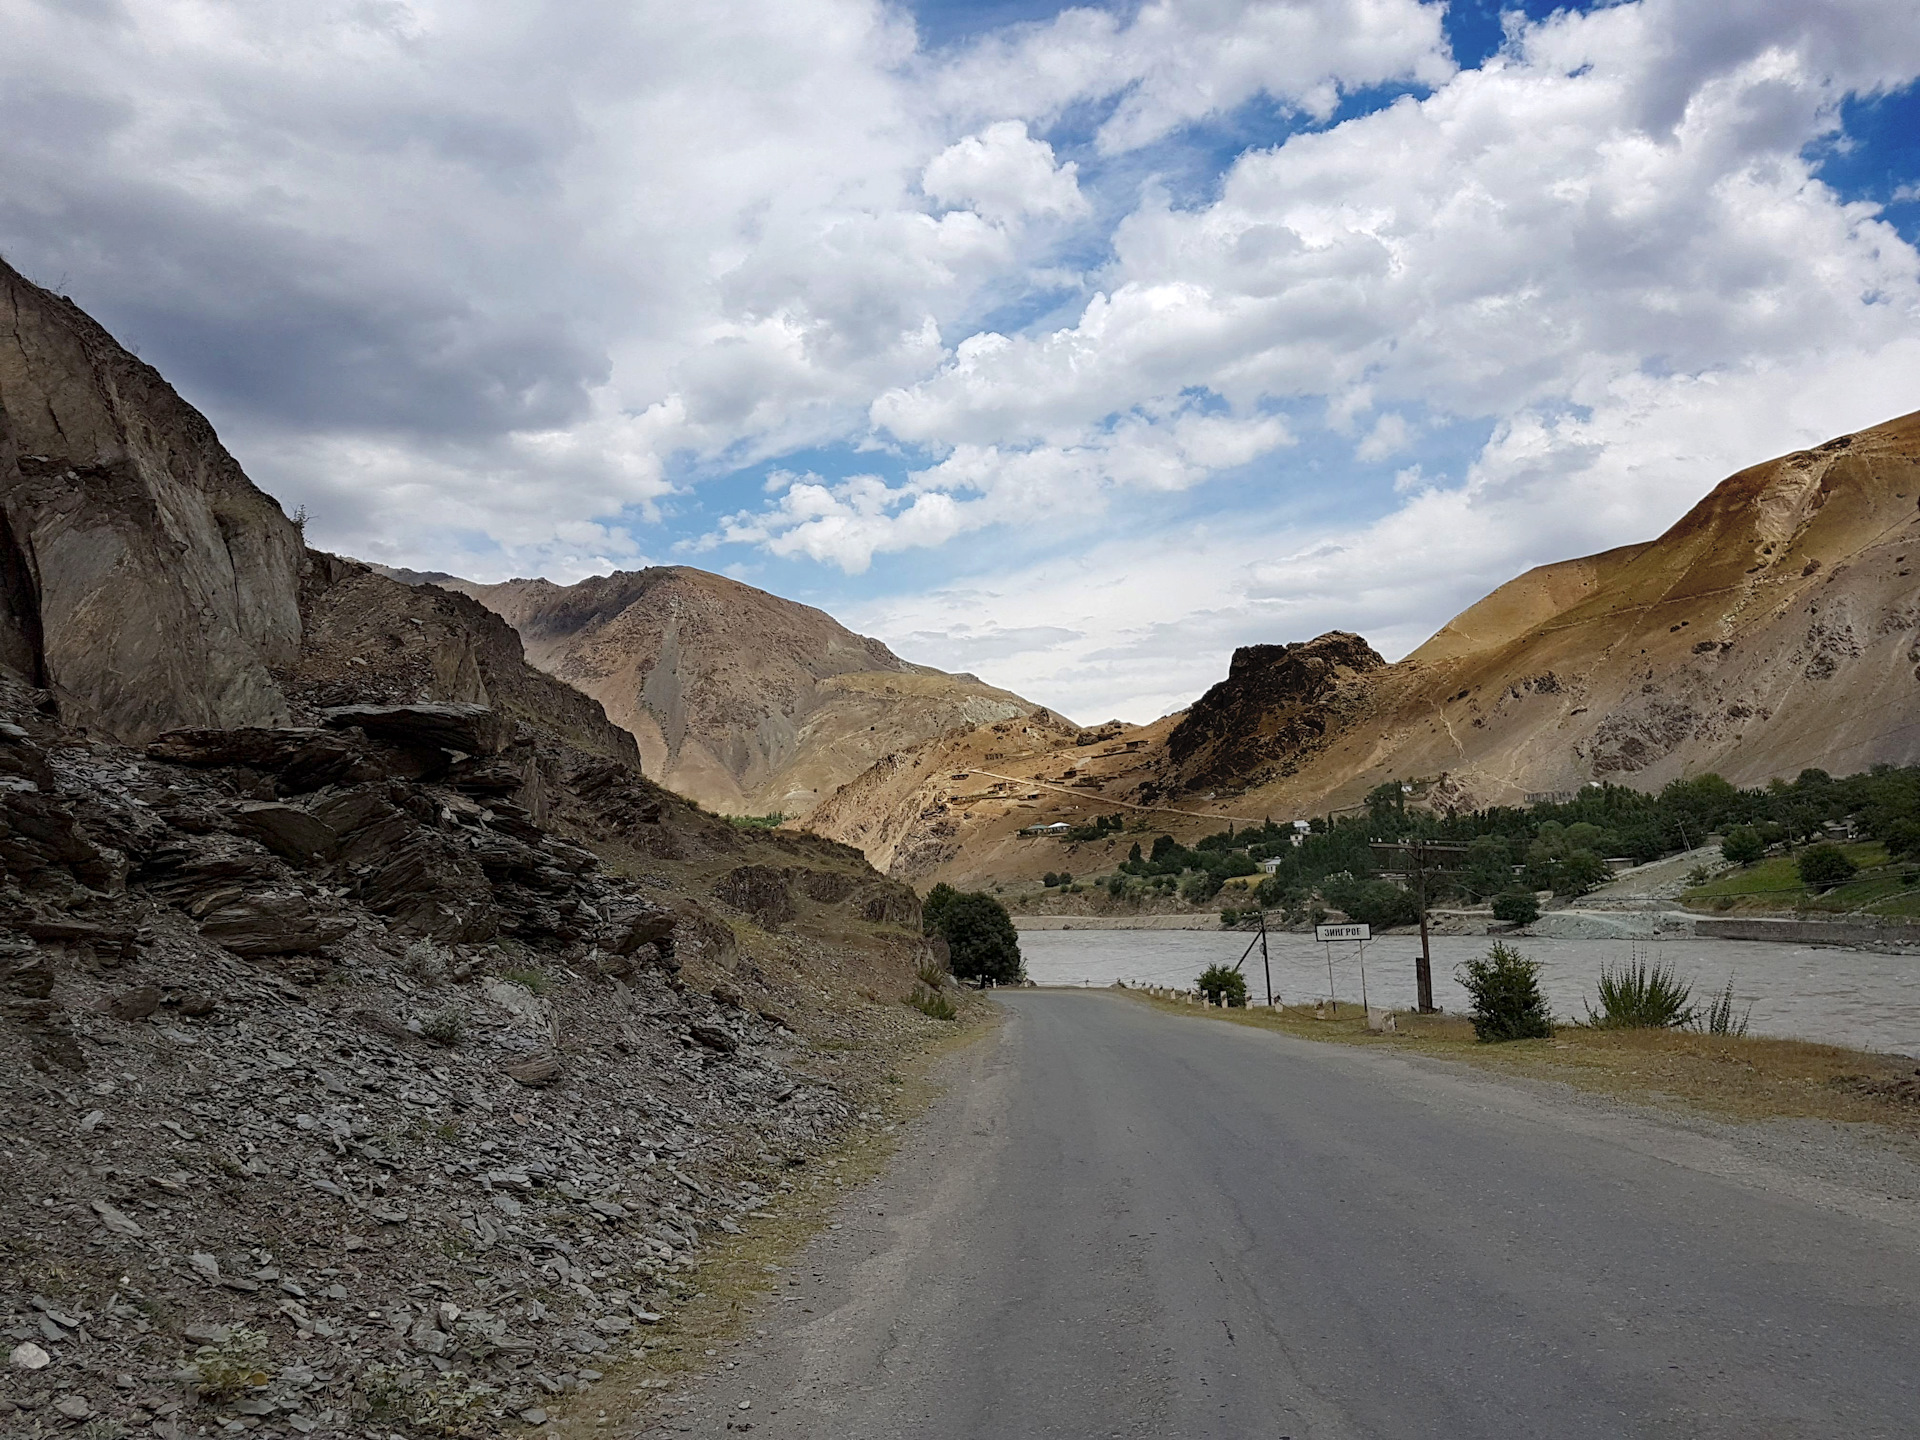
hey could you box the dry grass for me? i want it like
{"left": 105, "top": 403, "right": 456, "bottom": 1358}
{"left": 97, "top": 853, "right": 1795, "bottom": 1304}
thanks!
{"left": 1127, "top": 991, "right": 1920, "bottom": 1132}
{"left": 544, "top": 1003, "right": 998, "bottom": 1437}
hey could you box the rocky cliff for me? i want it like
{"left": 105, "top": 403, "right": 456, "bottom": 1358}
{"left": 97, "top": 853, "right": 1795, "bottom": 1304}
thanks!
{"left": 0, "top": 259, "right": 304, "bottom": 741}
{"left": 406, "top": 566, "right": 1042, "bottom": 819}
{"left": 0, "top": 265, "right": 952, "bottom": 1436}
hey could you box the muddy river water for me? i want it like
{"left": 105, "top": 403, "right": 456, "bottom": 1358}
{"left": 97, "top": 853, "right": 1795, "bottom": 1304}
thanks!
{"left": 1016, "top": 928, "right": 1920, "bottom": 1055}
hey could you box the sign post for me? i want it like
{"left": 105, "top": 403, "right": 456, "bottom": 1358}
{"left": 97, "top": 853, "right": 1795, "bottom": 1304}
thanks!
{"left": 1314, "top": 922, "right": 1370, "bottom": 1015}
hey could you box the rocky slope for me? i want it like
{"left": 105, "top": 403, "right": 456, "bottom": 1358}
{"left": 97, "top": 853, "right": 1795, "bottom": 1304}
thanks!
{"left": 397, "top": 566, "right": 1041, "bottom": 820}
{"left": 810, "top": 412, "right": 1920, "bottom": 888}
{"left": 0, "top": 265, "right": 950, "bottom": 1437}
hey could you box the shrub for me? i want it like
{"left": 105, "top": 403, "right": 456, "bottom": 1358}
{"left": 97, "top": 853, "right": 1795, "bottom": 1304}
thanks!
{"left": 1695, "top": 978, "right": 1751, "bottom": 1037}
{"left": 915, "top": 959, "right": 950, "bottom": 989}
{"left": 1196, "top": 964, "right": 1248, "bottom": 1007}
{"left": 906, "top": 985, "right": 958, "bottom": 1021}
{"left": 1796, "top": 843, "right": 1857, "bottom": 890}
{"left": 419, "top": 1005, "right": 466, "bottom": 1047}
{"left": 932, "top": 891, "right": 1024, "bottom": 984}
{"left": 500, "top": 967, "right": 551, "bottom": 996}
{"left": 402, "top": 939, "right": 448, "bottom": 983}
{"left": 1720, "top": 826, "right": 1765, "bottom": 865}
{"left": 1586, "top": 957, "right": 1694, "bottom": 1028}
{"left": 1491, "top": 889, "right": 1540, "bottom": 925}
{"left": 1455, "top": 941, "right": 1553, "bottom": 1042}
{"left": 181, "top": 1327, "right": 273, "bottom": 1400}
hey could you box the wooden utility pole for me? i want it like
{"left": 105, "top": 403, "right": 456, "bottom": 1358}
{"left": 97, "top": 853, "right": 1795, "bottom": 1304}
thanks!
{"left": 1369, "top": 839, "right": 1469, "bottom": 1014}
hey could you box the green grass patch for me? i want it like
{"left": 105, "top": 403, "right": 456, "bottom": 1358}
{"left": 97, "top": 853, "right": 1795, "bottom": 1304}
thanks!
{"left": 726, "top": 812, "right": 788, "bottom": 830}
{"left": 1682, "top": 842, "right": 1920, "bottom": 915}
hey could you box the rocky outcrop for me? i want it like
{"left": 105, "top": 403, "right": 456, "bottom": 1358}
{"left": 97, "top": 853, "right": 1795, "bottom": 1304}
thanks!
{"left": 1161, "top": 632, "right": 1387, "bottom": 791}
{"left": 0, "top": 260, "right": 304, "bottom": 741}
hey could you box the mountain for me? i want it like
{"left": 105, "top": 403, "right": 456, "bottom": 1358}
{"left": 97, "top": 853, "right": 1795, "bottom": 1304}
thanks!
{"left": 406, "top": 565, "right": 1044, "bottom": 818}
{"left": 809, "top": 411, "right": 1920, "bottom": 885}
{"left": 0, "top": 258, "right": 943, "bottom": 1438}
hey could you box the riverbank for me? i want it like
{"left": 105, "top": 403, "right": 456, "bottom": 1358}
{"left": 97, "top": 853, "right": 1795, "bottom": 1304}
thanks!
{"left": 1124, "top": 990, "right": 1920, "bottom": 1134}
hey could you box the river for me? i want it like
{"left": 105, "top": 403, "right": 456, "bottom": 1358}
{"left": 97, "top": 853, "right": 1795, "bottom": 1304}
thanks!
{"left": 1015, "top": 928, "right": 1920, "bottom": 1055}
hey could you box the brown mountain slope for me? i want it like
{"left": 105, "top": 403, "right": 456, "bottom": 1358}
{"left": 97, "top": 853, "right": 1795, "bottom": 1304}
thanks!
{"left": 407, "top": 565, "right": 1044, "bottom": 817}
{"left": 811, "top": 411, "right": 1920, "bottom": 887}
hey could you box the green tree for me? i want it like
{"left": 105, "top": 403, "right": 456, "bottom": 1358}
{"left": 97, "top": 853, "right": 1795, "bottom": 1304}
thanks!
{"left": 1491, "top": 889, "right": 1540, "bottom": 925}
{"left": 1884, "top": 818, "right": 1920, "bottom": 861}
{"left": 1720, "top": 826, "right": 1765, "bottom": 866}
{"left": 1196, "top": 964, "right": 1248, "bottom": 1007}
{"left": 921, "top": 882, "right": 960, "bottom": 936}
{"left": 1796, "top": 844, "right": 1857, "bottom": 890}
{"left": 934, "top": 892, "right": 1024, "bottom": 984}
{"left": 1180, "top": 869, "right": 1224, "bottom": 903}
{"left": 1554, "top": 849, "right": 1612, "bottom": 897}
{"left": 1456, "top": 941, "right": 1554, "bottom": 1042}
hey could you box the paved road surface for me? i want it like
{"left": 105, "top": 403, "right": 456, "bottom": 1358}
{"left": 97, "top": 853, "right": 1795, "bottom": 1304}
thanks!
{"left": 653, "top": 992, "right": 1920, "bottom": 1438}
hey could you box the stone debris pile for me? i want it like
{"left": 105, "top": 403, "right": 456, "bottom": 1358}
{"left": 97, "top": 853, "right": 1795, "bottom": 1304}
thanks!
{"left": 0, "top": 674, "right": 922, "bottom": 1436}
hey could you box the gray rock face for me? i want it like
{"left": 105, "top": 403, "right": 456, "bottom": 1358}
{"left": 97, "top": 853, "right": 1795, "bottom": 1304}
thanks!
{"left": 0, "top": 261, "right": 303, "bottom": 741}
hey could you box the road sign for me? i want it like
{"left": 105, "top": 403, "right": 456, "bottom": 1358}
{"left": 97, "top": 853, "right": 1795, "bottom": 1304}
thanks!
{"left": 1315, "top": 922, "right": 1371, "bottom": 942}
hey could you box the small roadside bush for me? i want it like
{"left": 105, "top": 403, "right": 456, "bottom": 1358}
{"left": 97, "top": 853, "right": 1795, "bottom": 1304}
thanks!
{"left": 1456, "top": 941, "right": 1553, "bottom": 1042}
{"left": 1196, "top": 964, "right": 1248, "bottom": 1007}
{"left": 1491, "top": 889, "right": 1540, "bottom": 926}
{"left": 1695, "top": 978, "right": 1751, "bottom": 1037}
{"left": 1041, "top": 871, "right": 1072, "bottom": 888}
{"left": 907, "top": 985, "right": 958, "bottom": 1021}
{"left": 1586, "top": 957, "right": 1694, "bottom": 1029}
{"left": 1720, "top": 826, "right": 1765, "bottom": 865}
{"left": 1796, "top": 843, "right": 1857, "bottom": 890}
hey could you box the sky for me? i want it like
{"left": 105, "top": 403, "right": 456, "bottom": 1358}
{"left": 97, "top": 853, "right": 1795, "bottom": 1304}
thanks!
{"left": 3, "top": 0, "right": 1918, "bottom": 723}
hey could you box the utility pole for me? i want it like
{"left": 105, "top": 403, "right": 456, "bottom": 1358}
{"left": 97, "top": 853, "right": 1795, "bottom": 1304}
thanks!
{"left": 1369, "top": 838, "right": 1469, "bottom": 1015}
{"left": 1259, "top": 907, "right": 1273, "bottom": 1008}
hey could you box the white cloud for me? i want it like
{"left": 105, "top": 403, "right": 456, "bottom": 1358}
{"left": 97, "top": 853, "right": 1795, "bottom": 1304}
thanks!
{"left": 923, "top": 121, "right": 1087, "bottom": 223}
{"left": 4, "top": 0, "right": 1920, "bottom": 718}
{"left": 933, "top": 0, "right": 1454, "bottom": 152}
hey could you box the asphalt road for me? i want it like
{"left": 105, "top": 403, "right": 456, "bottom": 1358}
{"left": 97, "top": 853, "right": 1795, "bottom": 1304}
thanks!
{"left": 654, "top": 992, "right": 1920, "bottom": 1439}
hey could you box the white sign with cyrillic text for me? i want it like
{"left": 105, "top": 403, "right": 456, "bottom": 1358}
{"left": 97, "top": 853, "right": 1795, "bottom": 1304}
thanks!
{"left": 1314, "top": 923, "right": 1371, "bottom": 942}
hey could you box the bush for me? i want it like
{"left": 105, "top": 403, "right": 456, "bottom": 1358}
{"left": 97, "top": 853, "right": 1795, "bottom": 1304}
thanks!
{"left": 1795, "top": 843, "right": 1857, "bottom": 890}
{"left": 906, "top": 985, "right": 958, "bottom": 1021}
{"left": 1586, "top": 957, "right": 1694, "bottom": 1028}
{"left": 1695, "top": 978, "right": 1751, "bottom": 1037}
{"left": 1196, "top": 964, "right": 1248, "bottom": 1007}
{"left": 1720, "top": 826, "right": 1765, "bottom": 865}
{"left": 1491, "top": 889, "right": 1540, "bottom": 926}
{"left": 182, "top": 1327, "right": 273, "bottom": 1400}
{"left": 932, "top": 891, "right": 1024, "bottom": 984}
{"left": 419, "top": 1005, "right": 466, "bottom": 1047}
{"left": 1455, "top": 941, "right": 1553, "bottom": 1042}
